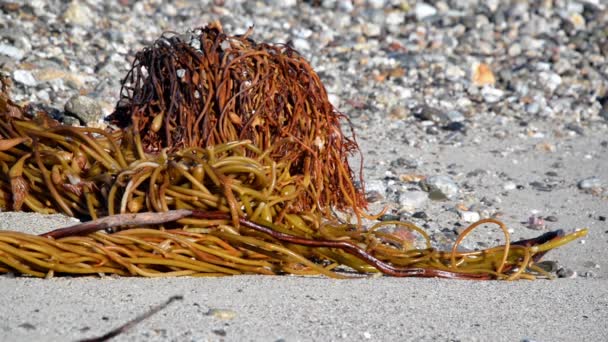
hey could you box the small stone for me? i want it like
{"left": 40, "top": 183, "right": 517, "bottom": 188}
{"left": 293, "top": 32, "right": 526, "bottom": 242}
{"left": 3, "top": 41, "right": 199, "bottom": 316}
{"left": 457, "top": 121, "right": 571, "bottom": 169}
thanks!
{"left": 206, "top": 308, "right": 237, "bottom": 320}
{"left": 366, "top": 180, "right": 386, "bottom": 196}
{"left": 544, "top": 215, "right": 558, "bottom": 222}
{"left": 525, "top": 102, "right": 540, "bottom": 115}
{"left": 507, "top": 43, "right": 522, "bottom": 57}
{"left": 471, "top": 62, "right": 496, "bottom": 87}
{"left": 578, "top": 177, "right": 602, "bottom": 190}
{"left": 13, "top": 70, "right": 37, "bottom": 87}
{"left": 481, "top": 86, "right": 504, "bottom": 103}
{"left": 63, "top": 0, "right": 93, "bottom": 26}
{"left": 556, "top": 267, "right": 576, "bottom": 278}
{"left": 568, "top": 13, "right": 586, "bottom": 30}
{"left": 443, "top": 122, "right": 465, "bottom": 132}
{"left": 535, "top": 260, "right": 558, "bottom": 273}
{"left": 412, "top": 211, "right": 428, "bottom": 219}
{"left": 444, "top": 110, "right": 464, "bottom": 123}
{"left": 526, "top": 215, "right": 546, "bottom": 230}
{"left": 362, "top": 23, "right": 381, "bottom": 37}
{"left": 368, "top": 0, "right": 386, "bottom": 9}
{"left": 503, "top": 182, "right": 517, "bottom": 191}
{"left": 212, "top": 329, "right": 227, "bottom": 336}
{"left": 0, "top": 43, "right": 25, "bottom": 60}
{"left": 64, "top": 95, "right": 104, "bottom": 126}
{"left": 539, "top": 72, "right": 562, "bottom": 93}
{"left": 459, "top": 210, "right": 480, "bottom": 223}
{"left": 293, "top": 38, "right": 310, "bottom": 51}
{"left": 399, "top": 191, "right": 428, "bottom": 212}
{"left": 18, "top": 323, "right": 36, "bottom": 330}
{"left": 423, "top": 175, "right": 459, "bottom": 199}
{"left": 336, "top": 0, "right": 354, "bottom": 12}
{"left": 445, "top": 65, "right": 465, "bottom": 81}
{"left": 581, "top": 271, "right": 596, "bottom": 278}
{"left": 379, "top": 214, "right": 401, "bottom": 222}
{"left": 386, "top": 11, "right": 404, "bottom": 26}
{"left": 161, "top": 3, "right": 177, "bottom": 16}
{"left": 415, "top": 2, "right": 437, "bottom": 20}
{"left": 366, "top": 190, "right": 383, "bottom": 203}
{"left": 328, "top": 93, "right": 340, "bottom": 108}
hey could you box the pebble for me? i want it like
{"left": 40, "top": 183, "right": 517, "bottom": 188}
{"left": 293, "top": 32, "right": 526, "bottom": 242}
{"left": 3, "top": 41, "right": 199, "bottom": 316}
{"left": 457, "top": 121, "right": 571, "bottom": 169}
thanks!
{"left": 481, "top": 86, "right": 504, "bottom": 103}
{"left": 63, "top": 0, "right": 94, "bottom": 27}
{"left": 535, "top": 260, "right": 558, "bottom": 273}
{"left": 503, "top": 182, "right": 517, "bottom": 191}
{"left": 365, "top": 180, "right": 386, "bottom": 197}
{"left": 556, "top": 267, "right": 576, "bottom": 278}
{"left": 205, "top": 308, "right": 237, "bottom": 320}
{"left": 544, "top": 215, "right": 558, "bottom": 222}
{"left": 578, "top": 177, "right": 602, "bottom": 190}
{"left": 0, "top": 43, "right": 24, "bottom": 60}
{"left": 526, "top": 215, "right": 546, "bottom": 230}
{"left": 12, "top": 70, "right": 37, "bottom": 87}
{"left": 423, "top": 175, "right": 459, "bottom": 200}
{"left": 398, "top": 191, "right": 428, "bottom": 212}
{"left": 64, "top": 95, "right": 104, "bottom": 125}
{"left": 459, "top": 210, "right": 480, "bottom": 223}
{"left": 471, "top": 63, "right": 496, "bottom": 87}
{"left": 415, "top": 2, "right": 437, "bottom": 20}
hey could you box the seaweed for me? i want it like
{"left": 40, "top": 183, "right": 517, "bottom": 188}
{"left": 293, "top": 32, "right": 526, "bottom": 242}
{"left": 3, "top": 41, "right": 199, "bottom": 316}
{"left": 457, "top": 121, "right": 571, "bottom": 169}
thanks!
{"left": 0, "top": 23, "right": 587, "bottom": 280}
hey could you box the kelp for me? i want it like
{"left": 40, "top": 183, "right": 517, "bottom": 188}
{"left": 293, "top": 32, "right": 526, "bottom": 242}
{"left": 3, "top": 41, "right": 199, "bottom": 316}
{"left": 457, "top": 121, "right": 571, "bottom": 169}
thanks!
{"left": 0, "top": 23, "right": 587, "bottom": 280}
{"left": 109, "top": 23, "right": 366, "bottom": 218}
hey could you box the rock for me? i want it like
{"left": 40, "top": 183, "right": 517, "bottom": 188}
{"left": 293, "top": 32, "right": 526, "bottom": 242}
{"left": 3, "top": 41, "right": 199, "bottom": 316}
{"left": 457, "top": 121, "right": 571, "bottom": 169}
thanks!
{"left": 481, "top": 86, "right": 504, "bottom": 103}
{"left": 336, "top": 0, "right": 353, "bottom": 12}
{"left": 444, "top": 110, "right": 464, "bottom": 123}
{"left": 459, "top": 210, "right": 480, "bottom": 223}
{"left": 205, "top": 308, "right": 237, "bottom": 320}
{"left": 12, "top": 70, "right": 37, "bottom": 87}
{"left": 578, "top": 177, "right": 602, "bottom": 189}
{"left": 415, "top": 2, "right": 437, "bottom": 20}
{"left": 535, "top": 260, "right": 558, "bottom": 273}
{"left": 445, "top": 65, "right": 465, "bottom": 81}
{"left": 386, "top": 11, "right": 404, "bottom": 26}
{"left": 0, "top": 43, "right": 24, "bottom": 60}
{"left": 507, "top": 43, "right": 522, "bottom": 57}
{"left": 362, "top": 23, "right": 381, "bottom": 37}
{"left": 293, "top": 38, "right": 310, "bottom": 51}
{"left": 503, "top": 182, "right": 517, "bottom": 191}
{"left": 63, "top": 1, "right": 94, "bottom": 26}
{"left": 412, "top": 211, "right": 428, "bottom": 219}
{"left": 366, "top": 179, "right": 386, "bottom": 196}
{"left": 568, "top": 13, "right": 586, "bottom": 30}
{"left": 64, "top": 95, "right": 104, "bottom": 126}
{"left": 471, "top": 62, "right": 496, "bottom": 87}
{"left": 544, "top": 215, "right": 558, "bottom": 222}
{"left": 368, "top": 0, "right": 387, "bottom": 9}
{"left": 539, "top": 71, "right": 562, "bottom": 93}
{"left": 556, "top": 267, "right": 576, "bottom": 278}
{"left": 526, "top": 215, "right": 546, "bottom": 230}
{"left": 423, "top": 175, "right": 459, "bottom": 199}
{"left": 399, "top": 191, "right": 428, "bottom": 212}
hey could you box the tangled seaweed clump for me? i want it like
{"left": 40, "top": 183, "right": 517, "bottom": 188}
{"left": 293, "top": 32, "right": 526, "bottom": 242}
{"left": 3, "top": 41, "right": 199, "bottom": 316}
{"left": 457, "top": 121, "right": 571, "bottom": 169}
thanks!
{"left": 109, "top": 23, "right": 366, "bottom": 218}
{"left": 0, "top": 23, "right": 587, "bottom": 280}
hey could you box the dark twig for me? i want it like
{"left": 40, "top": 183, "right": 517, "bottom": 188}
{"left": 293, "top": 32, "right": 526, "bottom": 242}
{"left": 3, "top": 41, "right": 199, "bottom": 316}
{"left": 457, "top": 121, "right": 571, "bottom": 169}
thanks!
{"left": 78, "top": 295, "right": 183, "bottom": 342}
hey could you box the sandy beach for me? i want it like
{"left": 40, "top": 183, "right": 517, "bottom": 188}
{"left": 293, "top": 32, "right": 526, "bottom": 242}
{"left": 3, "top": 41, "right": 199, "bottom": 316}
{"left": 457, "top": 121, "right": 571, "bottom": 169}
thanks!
{"left": 1, "top": 1, "right": 608, "bottom": 341}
